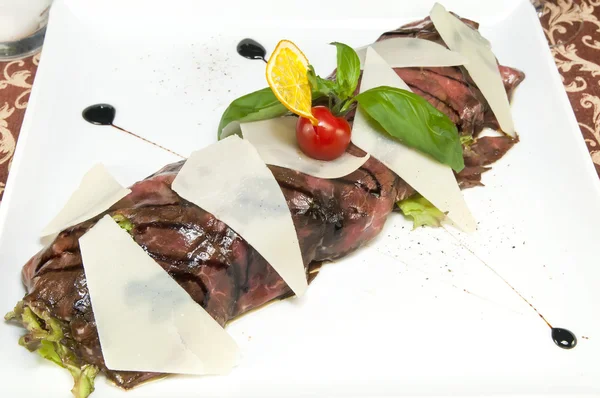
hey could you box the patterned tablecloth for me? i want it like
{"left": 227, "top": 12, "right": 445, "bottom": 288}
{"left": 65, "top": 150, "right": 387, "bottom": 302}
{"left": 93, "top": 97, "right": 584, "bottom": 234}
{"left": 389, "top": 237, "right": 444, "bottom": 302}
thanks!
{"left": 0, "top": 0, "right": 599, "bottom": 203}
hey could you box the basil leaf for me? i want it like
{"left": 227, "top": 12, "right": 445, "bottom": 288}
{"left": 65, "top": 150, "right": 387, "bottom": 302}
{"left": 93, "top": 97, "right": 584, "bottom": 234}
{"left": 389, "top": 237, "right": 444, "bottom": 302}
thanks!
{"left": 355, "top": 86, "right": 465, "bottom": 172}
{"left": 330, "top": 42, "right": 360, "bottom": 100}
{"left": 218, "top": 87, "right": 289, "bottom": 139}
{"left": 307, "top": 65, "right": 336, "bottom": 98}
{"left": 307, "top": 65, "right": 318, "bottom": 91}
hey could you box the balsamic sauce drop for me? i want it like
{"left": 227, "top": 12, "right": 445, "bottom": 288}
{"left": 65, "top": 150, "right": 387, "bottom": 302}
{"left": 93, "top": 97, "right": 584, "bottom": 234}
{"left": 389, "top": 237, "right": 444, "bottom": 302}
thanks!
{"left": 82, "top": 104, "right": 115, "bottom": 125}
{"left": 551, "top": 328, "right": 577, "bottom": 350}
{"left": 237, "top": 38, "right": 267, "bottom": 63}
{"left": 82, "top": 104, "right": 185, "bottom": 159}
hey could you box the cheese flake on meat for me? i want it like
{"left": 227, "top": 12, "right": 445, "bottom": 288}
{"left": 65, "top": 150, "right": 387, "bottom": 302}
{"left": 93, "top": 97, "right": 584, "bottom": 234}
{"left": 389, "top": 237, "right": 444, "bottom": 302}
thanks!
{"left": 430, "top": 2, "right": 515, "bottom": 136}
{"left": 41, "top": 164, "right": 131, "bottom": 237}
{"left": 242, "top": 116, "right": 369, "bottom": 179}
{"left": 355, "top": 37, "right": 467, "bottom": 69}
{"left": 351, "top": 47, "right": 476, "bottom": 232}
{"left": 172, "top": 135, "right": 308, "bottom": 296}
{"left": 79, "top": 215, "right": 240, "bottom": 375}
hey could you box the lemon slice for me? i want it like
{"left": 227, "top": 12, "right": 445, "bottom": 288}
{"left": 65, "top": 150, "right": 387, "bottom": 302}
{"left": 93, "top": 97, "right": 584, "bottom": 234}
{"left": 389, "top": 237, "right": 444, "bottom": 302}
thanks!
{"left": 266, "top": 39, "right": 318, "bottom": 125}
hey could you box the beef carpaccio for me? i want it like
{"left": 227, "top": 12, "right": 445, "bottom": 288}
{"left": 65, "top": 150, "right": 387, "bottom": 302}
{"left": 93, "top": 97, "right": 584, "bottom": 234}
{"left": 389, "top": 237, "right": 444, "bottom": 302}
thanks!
{"left": 8, "top": 17, "right": 525, "bottom": 390}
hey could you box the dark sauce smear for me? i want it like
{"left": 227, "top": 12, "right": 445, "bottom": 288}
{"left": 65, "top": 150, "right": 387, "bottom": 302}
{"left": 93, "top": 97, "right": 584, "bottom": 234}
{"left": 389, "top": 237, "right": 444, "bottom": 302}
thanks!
{"left": 552, "top": 328, "right": 577, "bottom": 349}
{"left": 237, "top": 38, "right": 267, "bottom": 63}
{"left": 82, "top": 103, "right": 184, "bottom": 159}
{"left": 82, "top": 104, "right": 115, "bottom": 125}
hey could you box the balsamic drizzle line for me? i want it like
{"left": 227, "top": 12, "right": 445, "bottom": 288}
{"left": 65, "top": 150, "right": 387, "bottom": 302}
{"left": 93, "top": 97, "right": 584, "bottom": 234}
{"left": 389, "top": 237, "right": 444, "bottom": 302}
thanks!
{"left": 442, "top": 227, "right": 577, "bottom": 349}
{"left": 111, "top": 124, "right": 185, "bottom": 160}
{"left": 443, "top": 228, "right": 552, "bottom": 327}
{"left": 82, "top": 104, "right": 185, "bottom": 159}
{"left": 375, "top": 248, "right": 522, "bottom": 313}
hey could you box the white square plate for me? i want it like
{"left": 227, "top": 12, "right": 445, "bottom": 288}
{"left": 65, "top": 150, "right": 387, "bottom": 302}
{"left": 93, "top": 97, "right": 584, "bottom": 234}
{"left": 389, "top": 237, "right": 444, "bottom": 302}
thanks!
{"left": 1, "top": 0, "right": 599, "bottom": 397}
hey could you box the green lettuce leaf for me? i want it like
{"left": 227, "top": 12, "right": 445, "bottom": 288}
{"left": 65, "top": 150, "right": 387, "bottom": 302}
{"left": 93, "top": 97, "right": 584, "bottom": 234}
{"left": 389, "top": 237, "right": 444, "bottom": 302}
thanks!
{"left": 460, "top": 134, "right": 474, "bottom": 148}
{"left": 68, "top": 364, "right": 99, "bottom": 398}
{"left": 38, "top": 340, "right": 63, "bottom": 367}
{"left": 398, "top": 194, "right": 446, "bottom": 229}
{"left": 5, "top": 302, "right": 99, "bottom": 398}
{"left": 354, "top": 86, "right": 465, "bottom": 172}
{"left": 112, "top": 213, "right": 134, "bottom": 233}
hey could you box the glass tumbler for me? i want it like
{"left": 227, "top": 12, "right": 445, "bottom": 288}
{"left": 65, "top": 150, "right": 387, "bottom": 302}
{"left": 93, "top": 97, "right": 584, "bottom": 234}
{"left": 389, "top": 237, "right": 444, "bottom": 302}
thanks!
{"left": 0, "top": 0, "right": 52, "bottom": 60}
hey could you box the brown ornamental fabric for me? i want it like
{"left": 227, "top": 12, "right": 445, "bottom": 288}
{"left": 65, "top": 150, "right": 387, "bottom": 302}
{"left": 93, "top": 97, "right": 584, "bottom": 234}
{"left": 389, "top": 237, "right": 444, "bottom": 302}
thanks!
{"left": 0, "top": 0, "right": 599, "bottom": 203}
{"left": 541, "top": 0, "right": 600, "bottom": 176}
{"left": 0, "top": 54, "right": 40, "bottom": 201}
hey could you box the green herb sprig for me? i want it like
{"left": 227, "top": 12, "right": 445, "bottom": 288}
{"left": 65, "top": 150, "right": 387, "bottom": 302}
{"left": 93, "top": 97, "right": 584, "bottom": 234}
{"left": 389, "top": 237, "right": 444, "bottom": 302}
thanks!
{"left": 217, "top": 42, "right": 464, "bottom": 172}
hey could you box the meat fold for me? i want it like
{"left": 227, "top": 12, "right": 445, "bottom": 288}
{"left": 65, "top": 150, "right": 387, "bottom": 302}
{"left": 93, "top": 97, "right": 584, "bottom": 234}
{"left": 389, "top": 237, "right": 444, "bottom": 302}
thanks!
{"left": 19, "top": 146, "right": 413, "bottom": 388}
{"left": 377, "top": 16, "right": 525, "bottom": 136}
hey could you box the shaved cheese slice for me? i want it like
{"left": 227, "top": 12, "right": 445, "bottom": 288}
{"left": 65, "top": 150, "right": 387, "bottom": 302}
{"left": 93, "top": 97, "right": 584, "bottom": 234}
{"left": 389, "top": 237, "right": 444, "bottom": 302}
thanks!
{"left": 41, "top": 164, "right": 131, "bottom": 237}
{"left": 79, "top": 215, "right": 239, "bottom": 374}
{"left": 355, "top": 37, "right": 467, "bottom": 68}
{"left": 430, "top": 3, "right": 515, "bottom": 136}
{"left": 241, "top": 117, "right": 369, "bottom": 179}
{"left": 172, "top": 136, "right": 307, "bottom": 296}
{"left": 352, "top": 47, "right": 476, "bottom": 232}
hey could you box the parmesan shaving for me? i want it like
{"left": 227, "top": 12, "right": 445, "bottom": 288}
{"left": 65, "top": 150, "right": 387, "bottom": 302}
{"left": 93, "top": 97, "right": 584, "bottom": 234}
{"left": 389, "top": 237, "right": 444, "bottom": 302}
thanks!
{"left": 79, "top": 215, "right": 239, "bottom": 375}
{"left": 352, "top": 47, "right": 476, "bottom": 232}
{"left": 355, "top": 37, "right": 467, "bottom": 68}
{"left": 41, "top": 164, "right": 131, "bottom": 237}
{"left": 241, "top": 117, "right": 369, "bottom": 179}
{"left": 430, "top": 3, "right": 515, "bottom": 136}
{"left": 172, "top": 136, "right": 308, "bottom": 296}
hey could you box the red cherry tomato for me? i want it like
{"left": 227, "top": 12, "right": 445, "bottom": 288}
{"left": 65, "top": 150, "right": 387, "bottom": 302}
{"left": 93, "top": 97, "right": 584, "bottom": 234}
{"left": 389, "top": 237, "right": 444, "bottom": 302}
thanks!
{"left": 296, "top": 106, "right": 351, "bottom": 161}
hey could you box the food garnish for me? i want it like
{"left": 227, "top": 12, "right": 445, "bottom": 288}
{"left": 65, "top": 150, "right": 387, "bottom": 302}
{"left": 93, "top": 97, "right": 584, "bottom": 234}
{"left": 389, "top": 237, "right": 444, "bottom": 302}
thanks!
{"left": 79, "top": 215, "right": 240, "bottom": 375}
{"left": 353, "top": 85, "right": 464, "bottom": 172}
{"left": 296, "top": 106, "right": 352, "bottom": 161}
{"left": 351, "top": 46, "right": 475, "bottom": 232}
{"left": 354, "top": 37, "right": 467, "bottom": 68}
{"left": 218, "top": 87, "right": 288, "bottom": 140}
{"left": 222, "top": 39, "right": 465, "bottom": 169}
{"left": 430, "top": 3, "right": 515, "bottom": 136}
{"left": 5, "top": 302, "right": 99, "bottom": 398}
{"left": 398, "top": 194, "right": 446, "bottom": 229}
{"left": 172, "top": 135, "right": 308, "bottom": 296}
{"left": 40, "top": 164, "right": 131, "bottom": 237}
{"left": 265, "top": 39, "right": 318, "bottom": 124}
{"left": 241, "top": 116, "right": 369, "bottom": 179}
